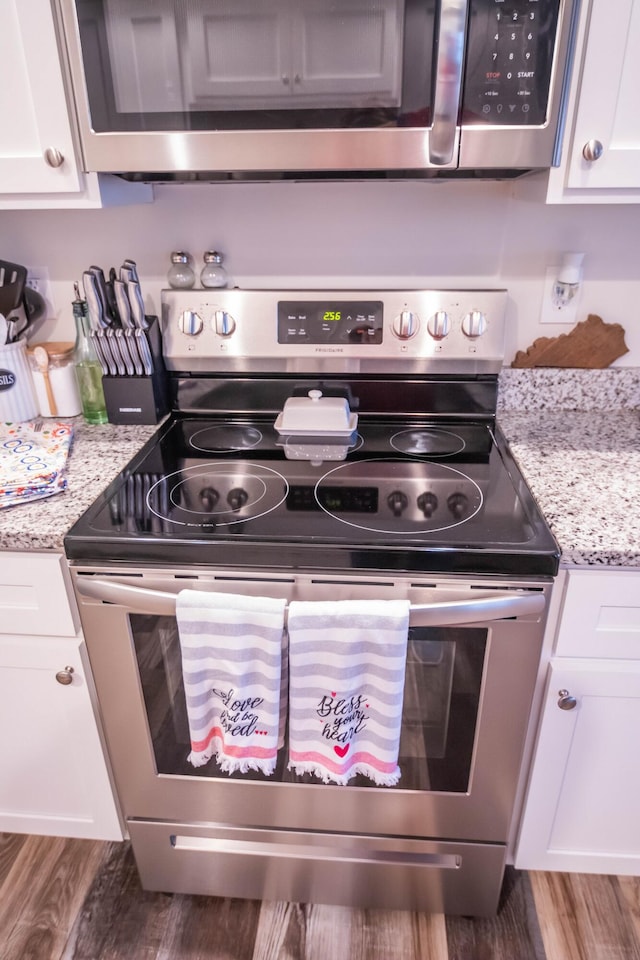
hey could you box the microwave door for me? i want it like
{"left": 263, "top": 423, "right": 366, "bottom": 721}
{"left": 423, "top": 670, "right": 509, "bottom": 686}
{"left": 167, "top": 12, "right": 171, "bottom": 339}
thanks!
{"left": 430, "top": 0, "right": 469, "bottom": 165}
{"left": 57, "top": 0, "right": 458, "bottom": 175}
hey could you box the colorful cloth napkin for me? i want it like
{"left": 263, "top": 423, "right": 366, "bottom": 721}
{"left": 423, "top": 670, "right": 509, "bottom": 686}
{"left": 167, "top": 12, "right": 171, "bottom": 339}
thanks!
{"left": 176, "top": 590, "right": 287, "bottom": 774}
{"left": 287, "top": 599, "right": 411, "bottom": 786}
{"left": 0, "top": 421, "right": 73, "bottom": 508}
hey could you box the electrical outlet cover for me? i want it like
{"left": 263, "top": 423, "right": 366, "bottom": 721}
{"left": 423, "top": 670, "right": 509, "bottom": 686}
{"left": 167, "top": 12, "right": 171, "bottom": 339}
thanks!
{"left": 25, "top": 267, "right": 53, "bottom": 312}
{"left": 540, "top": 266, "right": 581, "bottom": 325}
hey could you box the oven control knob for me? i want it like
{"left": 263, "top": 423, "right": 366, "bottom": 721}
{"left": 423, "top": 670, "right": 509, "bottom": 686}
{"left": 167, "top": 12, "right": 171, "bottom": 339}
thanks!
{"left": 227, "top": 487, "right": 248, "bottom": 511}
{"left": 200, "top": 487, "right": 219, "bottom": 511}
{"left": 447, "top": 492, "right": 468, "bottom": 519}
{"left": 178, "top": 309, "right": 203, "bottom": 336}
{"left": 387, "top": 490, "right": 409, "bottom": 517}
{"left": 214, "top": 310, "right": 236, "bottom": 337}
{"left": 461, "top": 309, "right": 487, "bottom": 339}
{"left": 427, "top": 311, "right": 450, "bottom": 340}
{"left": 392, "top": 310, "right": 418, "bottom": 340}
{"left": 417, "top": 492, "right": 438, "bottom": 517}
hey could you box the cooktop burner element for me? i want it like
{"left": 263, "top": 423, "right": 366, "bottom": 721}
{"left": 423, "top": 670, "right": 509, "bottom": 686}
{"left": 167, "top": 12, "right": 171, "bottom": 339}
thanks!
{"left": 313, "top": 458, "right": 482, "bottom": 535}
{"left": 147, "top": 462, "right": 289, "bottom": 528}
{"left": 389, "top": 428, "right": 466, "bottom": 457}
{"left": 189, "top": 425, "right": 263, "bottom": 452}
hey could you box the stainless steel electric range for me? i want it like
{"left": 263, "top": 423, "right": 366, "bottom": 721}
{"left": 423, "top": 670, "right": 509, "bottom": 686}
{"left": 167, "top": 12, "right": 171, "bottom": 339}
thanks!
{"left": 65, "top": 288, "right": 559, "bottom": 917}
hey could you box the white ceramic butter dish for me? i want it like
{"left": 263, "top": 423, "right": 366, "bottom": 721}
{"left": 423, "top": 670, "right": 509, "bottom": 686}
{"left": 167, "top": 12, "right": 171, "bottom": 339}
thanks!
{"left": 275, "top": 389, "right": 357, "bottom": 437}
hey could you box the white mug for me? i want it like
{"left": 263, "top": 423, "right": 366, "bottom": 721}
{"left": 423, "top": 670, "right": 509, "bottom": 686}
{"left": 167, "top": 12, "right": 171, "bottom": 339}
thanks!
{"left": 0, "top": 338, "right": 40, "bottom": 423}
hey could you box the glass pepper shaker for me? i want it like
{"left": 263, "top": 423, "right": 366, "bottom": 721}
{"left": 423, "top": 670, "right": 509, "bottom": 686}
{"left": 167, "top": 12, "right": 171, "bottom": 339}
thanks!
{"left": 200, "top": 250, "right": 227, "bottom": 288}
{"left": 167, "top": 251, "right": 196, "bottom": 289}
{"left": 73, "top": 282, "right": 108, "bottom": 425}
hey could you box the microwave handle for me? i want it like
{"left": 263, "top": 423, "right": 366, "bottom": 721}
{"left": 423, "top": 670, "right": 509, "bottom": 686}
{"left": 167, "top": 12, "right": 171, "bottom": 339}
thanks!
{"left": 430, "top": 0, "right": 469, "bottom": 165}
{"left": 75, "top": 577, "right": 545, "bottom": 626}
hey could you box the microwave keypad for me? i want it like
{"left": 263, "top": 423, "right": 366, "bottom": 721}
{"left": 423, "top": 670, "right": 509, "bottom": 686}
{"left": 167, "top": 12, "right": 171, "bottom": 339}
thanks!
{"left": 462, "top": 0, "right": 561, "bottom": 126}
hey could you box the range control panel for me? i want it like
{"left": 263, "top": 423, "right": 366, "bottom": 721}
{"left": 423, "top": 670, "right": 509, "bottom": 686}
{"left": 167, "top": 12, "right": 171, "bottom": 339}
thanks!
{"left": 463, "top": 0, "right": 561, "bottom": 126}
{"left": 161, "top": 288, "right": 508, "bottom": 373}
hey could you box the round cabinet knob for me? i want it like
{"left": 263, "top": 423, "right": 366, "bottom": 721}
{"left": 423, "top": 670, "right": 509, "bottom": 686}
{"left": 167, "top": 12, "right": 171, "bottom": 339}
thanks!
{"left": 55, "top": 665, "right": 75, "bottom": 686}
{"left": 582, "top": 139, "right": 604, "bottom": 162}
{"left": 461, "top": 310, "right": 487, "bottom": 339}
{"left": 44, "top": 146, "right": 64, "bottom": 168}
{"left": 392, "top": 310, "right": 418, "bottom": 340}
{"left": 214, "top": 310, "right": 236, "bottom": 337}
{"left": 427, "top": 310, "right": 450, "bottom": 340}
{"left": 178, "top": 309, "right": 203, "bottom": 336}
{"left": 557, "top": 689, "right": 578, "bottom": 711}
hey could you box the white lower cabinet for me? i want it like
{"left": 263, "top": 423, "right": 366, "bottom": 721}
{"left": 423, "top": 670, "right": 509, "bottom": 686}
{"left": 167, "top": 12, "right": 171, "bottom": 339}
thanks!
{"left": 515, "top": 570, "right": 640, "bottom": 874}
{"left": 0, "top": 552, "right": 123, "bottom": 840}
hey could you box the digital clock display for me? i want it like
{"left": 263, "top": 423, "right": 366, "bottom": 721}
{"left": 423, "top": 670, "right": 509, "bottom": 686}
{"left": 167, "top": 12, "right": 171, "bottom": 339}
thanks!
{"left": 277, "top": 300, "right": 383, "bottom": 344}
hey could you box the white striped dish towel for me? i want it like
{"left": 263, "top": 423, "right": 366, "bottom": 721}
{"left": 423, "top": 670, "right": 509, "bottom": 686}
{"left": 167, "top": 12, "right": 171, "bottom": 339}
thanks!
{"left": 287, "top": 599, "right": 411, "bottom": 786}
{"left": 176, "top": 590, "right": 287, "bottom": 775}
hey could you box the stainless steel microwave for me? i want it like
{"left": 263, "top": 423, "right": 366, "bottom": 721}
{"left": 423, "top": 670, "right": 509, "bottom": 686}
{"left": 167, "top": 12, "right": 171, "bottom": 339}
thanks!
{"left": 54, "top": 0, "right": 579, "bottom": 178}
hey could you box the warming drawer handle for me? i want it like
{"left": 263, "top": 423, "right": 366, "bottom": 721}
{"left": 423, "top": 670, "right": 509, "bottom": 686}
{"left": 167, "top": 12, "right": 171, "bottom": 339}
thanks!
{"left": 170, "top": 834, "right": 461, "bottom": 869}
{"left": 75, "top": 577, "right": 545, "bottom": 625}
{"left": 430, "top": 0, "right": 469, "bottom": 165}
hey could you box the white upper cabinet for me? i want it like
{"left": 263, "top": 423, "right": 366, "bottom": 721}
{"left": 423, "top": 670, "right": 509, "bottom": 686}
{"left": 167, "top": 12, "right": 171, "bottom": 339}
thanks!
{"left": 0, "top": 0, "right": 151, "bottom": 209}
{"left": 0, "top": 0, "right": 82, "bottom": 194}
{"left": 547, "top": 0, "right": 640, "bottom": 202}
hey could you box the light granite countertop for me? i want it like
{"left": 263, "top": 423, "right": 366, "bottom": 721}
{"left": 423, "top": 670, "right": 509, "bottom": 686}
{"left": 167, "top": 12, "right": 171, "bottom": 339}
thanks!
{"left": 0, "top": 419, "right": 158, "bottom": 552}
{"left": 1, "top": 368, "right": 639, "bottom": 567}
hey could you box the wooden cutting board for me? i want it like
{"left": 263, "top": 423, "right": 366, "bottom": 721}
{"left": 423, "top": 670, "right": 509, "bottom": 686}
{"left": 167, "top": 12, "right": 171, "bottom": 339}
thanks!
{"left": 512, "top": 314, "right": 629, "bottom": 368}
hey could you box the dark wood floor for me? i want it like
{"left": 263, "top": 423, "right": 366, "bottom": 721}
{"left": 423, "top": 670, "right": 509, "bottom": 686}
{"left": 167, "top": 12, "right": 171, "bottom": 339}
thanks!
{"left": 1, "top": 833, "right": 639, "bottom": 960}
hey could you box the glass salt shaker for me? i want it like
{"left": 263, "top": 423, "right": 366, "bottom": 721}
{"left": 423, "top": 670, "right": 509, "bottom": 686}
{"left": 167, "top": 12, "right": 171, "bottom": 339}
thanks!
{"left": 167, "top": 251, "right": 196, "bottom": 289}
{"left": 200, "top": 250, "right": 227, "bottom": 288}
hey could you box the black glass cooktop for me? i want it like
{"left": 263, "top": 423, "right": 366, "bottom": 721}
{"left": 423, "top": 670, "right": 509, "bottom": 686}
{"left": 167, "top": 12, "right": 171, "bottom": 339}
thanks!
{"left": 64, "top": 415, "right": 559, "bottom": 576}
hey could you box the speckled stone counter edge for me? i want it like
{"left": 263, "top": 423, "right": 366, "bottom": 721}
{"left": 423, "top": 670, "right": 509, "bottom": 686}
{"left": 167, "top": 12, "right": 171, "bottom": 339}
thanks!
{"left": 498, "top": 367, "right": 640, "bottom": 412}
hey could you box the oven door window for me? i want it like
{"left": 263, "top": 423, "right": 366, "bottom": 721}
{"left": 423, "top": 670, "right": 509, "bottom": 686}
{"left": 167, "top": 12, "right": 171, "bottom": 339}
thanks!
{"left": 131, "top": 615, "right": 485, "bottom": 792}
{"left": 73, "top": 0, "right": 434, "bottom": 133}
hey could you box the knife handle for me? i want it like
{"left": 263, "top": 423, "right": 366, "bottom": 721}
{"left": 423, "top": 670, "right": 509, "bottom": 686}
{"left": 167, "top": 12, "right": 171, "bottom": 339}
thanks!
{"left": 113, "top": 279, "right": 134, "bottom": 329}
{"left": 83, "top": 271, "right": 104, "bottom": 330}
{"left": 135, "top": 328, "right": 154, "bottom": 375}
{"left": 127, "top": 280, "right": 149, "bottom": 329}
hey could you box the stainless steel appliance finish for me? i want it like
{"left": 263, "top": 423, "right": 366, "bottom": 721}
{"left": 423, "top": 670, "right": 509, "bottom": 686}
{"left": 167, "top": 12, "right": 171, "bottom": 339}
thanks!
{"left": 65, "top": 286, "right": 559, "bottom": 916}
{"left": 54, "top": 0, "right": 579, "bottom": 176}
{"left": 71, "top": 566, "right": 551, "bottom": 915}
{"left": 161, "top": 287, "right": 508, "bottom": 374}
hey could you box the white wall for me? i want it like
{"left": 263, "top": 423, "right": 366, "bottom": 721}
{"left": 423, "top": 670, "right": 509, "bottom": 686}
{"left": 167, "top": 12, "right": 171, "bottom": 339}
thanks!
{"left": 1, "top": 173, "right": 640, "bottom": 364}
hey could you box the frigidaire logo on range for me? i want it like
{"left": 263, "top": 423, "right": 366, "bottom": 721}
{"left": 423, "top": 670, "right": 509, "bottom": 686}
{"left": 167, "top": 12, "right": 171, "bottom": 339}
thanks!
{"left": 314, "top": 347, "right": 343, "bottom": 354}
{"left": 0, "top": 370, "right": 16, "bottom": 391}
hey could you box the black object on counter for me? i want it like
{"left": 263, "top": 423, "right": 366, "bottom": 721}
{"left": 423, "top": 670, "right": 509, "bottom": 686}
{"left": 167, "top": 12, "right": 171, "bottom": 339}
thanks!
{"left": 100, "top": 316, "right": 169, "bottom": 424}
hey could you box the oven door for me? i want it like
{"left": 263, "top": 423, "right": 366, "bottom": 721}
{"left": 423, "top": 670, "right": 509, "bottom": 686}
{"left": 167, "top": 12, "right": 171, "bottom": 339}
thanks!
{"left": 72, "top": 566, "right": 548, "bottom": 844}
{"left": 55, "top": 0, "right": 571, "bottom": 174}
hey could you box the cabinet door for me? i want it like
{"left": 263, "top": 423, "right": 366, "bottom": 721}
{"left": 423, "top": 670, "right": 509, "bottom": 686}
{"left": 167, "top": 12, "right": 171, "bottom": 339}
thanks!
{"left": 291, "top": 0, "right": 403, "bottom": 105}
{"left": 566, "top": 0, "right": 640, "bottom": 191}
{"left": 104, "top": 0, "right": 185, "bottom": 113}
{"left": 0, "top": 634, "right": 123, "bottom": 841}
{"left": 184, "top": 0, "right": 293, "bottom": 108}
{"left": 547, "top": 0, "right": 640, "bottom": 201}
{"left": 515, "top": 658, "right": 640, "bottom": 873}
{"left": 0, "top": 0, "right": 82, "bottom": 193}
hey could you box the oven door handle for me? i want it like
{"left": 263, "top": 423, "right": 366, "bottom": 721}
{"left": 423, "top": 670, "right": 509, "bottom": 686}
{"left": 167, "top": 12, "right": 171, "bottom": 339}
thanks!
{"left": 430, "top": 0, "right": 469, "bottom": 165}
{"left": 75, "top": 578, "right": 545, "bottom": 625}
